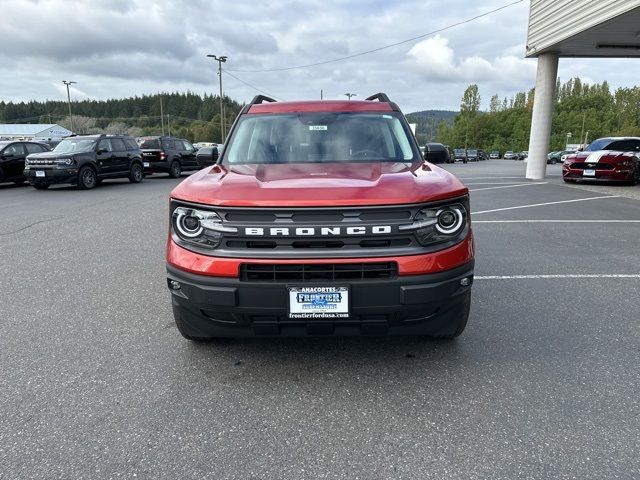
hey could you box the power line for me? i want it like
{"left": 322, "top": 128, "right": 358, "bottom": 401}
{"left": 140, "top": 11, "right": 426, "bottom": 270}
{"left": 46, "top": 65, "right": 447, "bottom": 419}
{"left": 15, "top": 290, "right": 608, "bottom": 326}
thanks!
{"left": 223, "top": 69, "right": 285, "bottom": 101}
{"left": 227, "top": 0, "right": 523, "bottom": 73}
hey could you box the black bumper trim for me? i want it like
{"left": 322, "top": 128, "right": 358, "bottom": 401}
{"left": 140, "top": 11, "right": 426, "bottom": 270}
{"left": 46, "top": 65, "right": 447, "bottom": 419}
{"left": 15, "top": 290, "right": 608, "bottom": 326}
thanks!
{"left": 166, "top": 261, "right": 474, "bottom": 337}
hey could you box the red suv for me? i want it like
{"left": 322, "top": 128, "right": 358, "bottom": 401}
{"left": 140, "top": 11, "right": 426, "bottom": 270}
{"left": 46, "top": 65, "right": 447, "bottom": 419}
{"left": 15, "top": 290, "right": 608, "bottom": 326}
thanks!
{"left": 166, "top": 93, "right": 474, "bottom": 340}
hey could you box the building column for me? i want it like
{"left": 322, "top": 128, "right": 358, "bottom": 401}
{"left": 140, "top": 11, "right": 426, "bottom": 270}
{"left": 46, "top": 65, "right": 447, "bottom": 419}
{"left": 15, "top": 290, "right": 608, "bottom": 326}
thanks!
{"left": 526, "top": 52, "right": 559, "bottom": 180}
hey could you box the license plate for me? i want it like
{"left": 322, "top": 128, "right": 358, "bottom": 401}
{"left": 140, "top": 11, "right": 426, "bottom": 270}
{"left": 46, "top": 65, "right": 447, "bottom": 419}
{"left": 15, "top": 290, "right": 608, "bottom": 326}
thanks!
{"left": 35, "top": 170, "right": 45, "bottom": 177}
{"left": 143, "top": 162, "right": 150, "bottom": 167}
{"left": 288, "top": 286, "right": 349, "bottom": 319}
{"left": 583, "top": 169, "right": 595, "bottom": 177}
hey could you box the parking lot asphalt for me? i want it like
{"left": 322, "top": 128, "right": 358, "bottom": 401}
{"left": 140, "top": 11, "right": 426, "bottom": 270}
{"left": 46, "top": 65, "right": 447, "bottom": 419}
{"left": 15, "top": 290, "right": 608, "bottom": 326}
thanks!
{"left": 1, "top": 162, "right": 639, "bottom": 479}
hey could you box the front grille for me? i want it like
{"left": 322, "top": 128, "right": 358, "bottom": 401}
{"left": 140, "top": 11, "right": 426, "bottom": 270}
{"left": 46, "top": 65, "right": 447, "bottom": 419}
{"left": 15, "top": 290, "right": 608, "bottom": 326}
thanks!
{"left": 570, "top": 162, "right": 614, "bottom": 170}
{"left": 240, "top": 262, "right": 398, "bottom": 282}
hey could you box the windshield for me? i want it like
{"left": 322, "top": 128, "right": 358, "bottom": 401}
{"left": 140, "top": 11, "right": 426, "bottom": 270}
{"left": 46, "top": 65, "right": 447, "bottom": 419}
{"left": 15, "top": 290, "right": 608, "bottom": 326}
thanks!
{"left": 584, "top": 139, "right": 614, "bottom": 151}
{"left": 53, "top": 139, "right": 96, "bottom": 154}
{"left": 224, "top": 112, "right": 417, "bottom": 164}
{"left": 467, "top": 149, "right": 478, "bottom": 155}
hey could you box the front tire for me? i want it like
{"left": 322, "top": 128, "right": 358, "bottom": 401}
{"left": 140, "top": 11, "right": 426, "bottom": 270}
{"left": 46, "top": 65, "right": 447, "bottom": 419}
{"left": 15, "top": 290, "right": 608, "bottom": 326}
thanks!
{"left": 78, "top": 166, "right": 97, "bottom": 190}
{"left": 129, "top": 162, "right": 143, "bottom": 183}
{"left": 169, "top": 161, "right": 181, "bottom": 178}
{"left": 172, "top": 301, "right": 216, "bottom": 342}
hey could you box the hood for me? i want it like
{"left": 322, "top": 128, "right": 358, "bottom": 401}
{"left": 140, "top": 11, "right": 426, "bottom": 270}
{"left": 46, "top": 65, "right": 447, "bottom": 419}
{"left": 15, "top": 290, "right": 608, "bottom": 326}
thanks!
{"left": 171, "top": 162, "right": 468, "bottom": 207}
{"left": 567, "top": 150, "right": 633, "bottom": 163}
{"left": 26, "top": 150, "right": 82, "bottom": 159}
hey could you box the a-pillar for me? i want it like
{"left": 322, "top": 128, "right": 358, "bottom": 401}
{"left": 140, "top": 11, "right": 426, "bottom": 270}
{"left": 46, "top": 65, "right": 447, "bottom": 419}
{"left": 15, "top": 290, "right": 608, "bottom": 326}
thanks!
{"left": 526, "top": 52, "right": 559, "bottom": 180}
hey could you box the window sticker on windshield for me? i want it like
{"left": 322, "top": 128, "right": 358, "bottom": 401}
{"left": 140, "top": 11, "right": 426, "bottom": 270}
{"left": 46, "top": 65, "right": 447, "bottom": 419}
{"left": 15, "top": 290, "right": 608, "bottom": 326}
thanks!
{"left": 309, "top": 125, "right": 328, "bottom": 131}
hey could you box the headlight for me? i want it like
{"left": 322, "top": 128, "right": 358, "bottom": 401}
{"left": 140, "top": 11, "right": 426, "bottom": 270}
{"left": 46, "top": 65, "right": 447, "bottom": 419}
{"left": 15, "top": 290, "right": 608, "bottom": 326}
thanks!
{"left": 171, "top": 206, "right": 237, "bottom": 249}
{"left": 400, "top": 202, "right": 468, "bottom": 247}
{"left": 55, "top": 158, "right": 74, "bottom": 165}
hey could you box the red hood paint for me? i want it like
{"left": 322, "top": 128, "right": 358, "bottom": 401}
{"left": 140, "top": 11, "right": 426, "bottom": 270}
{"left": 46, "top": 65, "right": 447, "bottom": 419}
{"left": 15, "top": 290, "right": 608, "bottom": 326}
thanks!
{"left": 566, "top": 150, "right": 634, "bottom": 163}
{"left": 170, "top": 162, "right": 468, "bottom": 207}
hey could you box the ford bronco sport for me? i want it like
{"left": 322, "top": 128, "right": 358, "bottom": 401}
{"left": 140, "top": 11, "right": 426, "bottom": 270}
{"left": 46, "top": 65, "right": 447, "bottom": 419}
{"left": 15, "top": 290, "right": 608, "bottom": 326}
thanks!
{"left": 166, "top": 93, "right": 474, "bottom": 340}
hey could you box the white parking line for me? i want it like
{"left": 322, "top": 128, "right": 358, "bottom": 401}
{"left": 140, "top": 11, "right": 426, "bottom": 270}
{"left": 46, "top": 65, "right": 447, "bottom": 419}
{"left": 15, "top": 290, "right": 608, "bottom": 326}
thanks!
{"left": 469, "top": 182, "right": 547, "bottom": 192}
{"left": 476, "top": 274, "right": 640, "bottom": 279}
{"left": 464, "top": 182, "right": 533, "bottom": 185}
{"left": 474, "top": 219, "right": 640, "bottom": 223}
{"left": 472, "top": 195, "right": 619, "bottom": 215}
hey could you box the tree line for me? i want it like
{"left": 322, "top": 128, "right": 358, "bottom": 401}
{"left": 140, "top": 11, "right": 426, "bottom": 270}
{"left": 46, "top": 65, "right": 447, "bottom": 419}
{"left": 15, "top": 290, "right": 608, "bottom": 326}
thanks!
{"left": 436, "top": 78, "right": 640, "bottom": 152}
{"left": 0, "top": 92, "right": 243, "bottom": 143}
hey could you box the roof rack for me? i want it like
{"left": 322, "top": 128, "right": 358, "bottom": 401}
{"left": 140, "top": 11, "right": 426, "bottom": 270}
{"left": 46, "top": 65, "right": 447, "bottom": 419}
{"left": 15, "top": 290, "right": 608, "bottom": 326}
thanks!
{"left": 365, "top": 93, "right": 391, "bottom": 102}
{"left": 249, "top": 95, "right": 277, "bottom": 105}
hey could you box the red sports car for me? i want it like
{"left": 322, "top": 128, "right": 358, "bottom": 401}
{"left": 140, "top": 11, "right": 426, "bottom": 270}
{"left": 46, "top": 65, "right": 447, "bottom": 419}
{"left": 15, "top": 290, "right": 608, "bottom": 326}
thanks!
{"left": 563, "top": 137, "right": 640, "bottom": 184}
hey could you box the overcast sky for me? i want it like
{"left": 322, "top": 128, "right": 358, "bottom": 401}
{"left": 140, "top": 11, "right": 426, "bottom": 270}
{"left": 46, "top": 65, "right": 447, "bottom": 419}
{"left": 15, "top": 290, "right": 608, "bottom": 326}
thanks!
{"left": 1, "top": 0, "right": 639, "bottom": 113}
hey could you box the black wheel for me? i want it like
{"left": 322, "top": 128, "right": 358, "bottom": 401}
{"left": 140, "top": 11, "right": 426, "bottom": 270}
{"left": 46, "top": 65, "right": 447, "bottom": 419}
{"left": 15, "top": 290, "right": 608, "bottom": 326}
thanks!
{"left": 168, "top": 161, "right": 181, "bottom": 178}
{"left": 463, "top": 160, "right": 468, "bottom": 164}
{"left": 631, "top": 166, "right": 640, "bottom": 185}
{"left": 129, "top": 162, "right": 144, "bottom": 183}
{"left": 550, "top": 159, "right": 557, "bottom": 165}
{"left": 78, "top": 166, "right": 97, "bottom": 190}
{"left": 32, "top": 183, "right": 49, "bottom": 190}
{"left": 172, "top": 301, "right": 215, "bottom": 342}
{"left": 425, "top": 291, "right": 471, "bottom": 340}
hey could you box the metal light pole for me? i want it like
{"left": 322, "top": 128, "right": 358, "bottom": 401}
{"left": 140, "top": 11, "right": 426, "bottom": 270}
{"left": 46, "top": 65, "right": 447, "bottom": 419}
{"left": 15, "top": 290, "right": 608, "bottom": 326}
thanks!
{"left": 566, "top": 132, "right": 572, "bottom": 150}
{"left": 344, "top": 93, "right": 357, "bottom": 100}
{"left": 207, "top": 54, "right": 228, "bottom": 142}
{"left": 62, "top": 80, "right": 76, "bottom": 132}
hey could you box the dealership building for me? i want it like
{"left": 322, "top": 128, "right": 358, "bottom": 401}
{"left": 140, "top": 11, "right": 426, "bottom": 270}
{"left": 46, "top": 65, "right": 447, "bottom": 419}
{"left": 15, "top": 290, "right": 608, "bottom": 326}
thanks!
{"left": 0, "top": 124, "right": 72, "bottom": 141}
{"left": 526, "top": 0, "right": 640, "bottom": 179}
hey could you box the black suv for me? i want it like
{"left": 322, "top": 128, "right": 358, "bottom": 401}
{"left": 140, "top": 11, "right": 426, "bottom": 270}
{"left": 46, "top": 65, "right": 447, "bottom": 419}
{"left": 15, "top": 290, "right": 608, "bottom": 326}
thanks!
{"left": 138, "top": 136, "right": 199, "bottom": 177}
{"left": 1, "top": 141, "right": 50, "bottom": 185}
{"left": 24, "top": 134, "right": 144, "bottom": 190}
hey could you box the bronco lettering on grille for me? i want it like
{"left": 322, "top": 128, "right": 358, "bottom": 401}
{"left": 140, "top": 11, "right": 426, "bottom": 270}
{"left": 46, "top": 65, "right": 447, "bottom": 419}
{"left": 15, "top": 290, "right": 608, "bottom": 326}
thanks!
{"left": 244, "top": 226, "right": 392, "bottom": 236}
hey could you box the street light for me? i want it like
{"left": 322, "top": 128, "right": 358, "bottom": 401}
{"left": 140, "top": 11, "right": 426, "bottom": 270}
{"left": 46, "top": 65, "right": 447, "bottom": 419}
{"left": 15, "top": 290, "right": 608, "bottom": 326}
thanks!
{"left": 565, "top": 132, "right": 572, "bottom": 149}
{"left": 62, "top": 80, "right": 76, "bottom": 132}
{"left": 207, "top": 54, "right": 228, "bottom": 142}
{"left": 344, "top": 93, "right": 357, "bottom": 100}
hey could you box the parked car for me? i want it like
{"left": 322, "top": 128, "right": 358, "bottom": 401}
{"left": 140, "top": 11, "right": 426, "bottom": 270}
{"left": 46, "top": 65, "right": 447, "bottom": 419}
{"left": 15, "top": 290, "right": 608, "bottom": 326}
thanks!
{"left": 517, "top": 151, "right": 528, "bottom": 160}
{"left": 453, "top": 148, "right": 468, "bottom": 163}
{"left": 424, "top": 142, "right": 451, "bottom": 163}
{"left": 0, "top": 141, "right": 50, "bottom": 185}
{"left": 478, "top": 150, "right": 488, "bottom": 161}
{"left": 466, "top": 149, "right": 479, "bottom": 162}
{"left": 24, "top": 134, "right": 144, "bottom": 190}
{"left": 195, "top": 145, "right": 219, "bottom": 166}
{"left": 503, "top": 151, "right": 517, "bottom": 160}
{"left": 563, "top": 137, "right": 640, "bottom": 184}
{"left": 548, "top": 150, "right": 575, "bottom": 164}
{"left": 137, "top": 136, "right": 200, "bottom": 178}
{"left": 167, "top": 92, "right": 474, "bottom": 340}
{"left": 489, "top": 150, "right": 500, "bottom": 159}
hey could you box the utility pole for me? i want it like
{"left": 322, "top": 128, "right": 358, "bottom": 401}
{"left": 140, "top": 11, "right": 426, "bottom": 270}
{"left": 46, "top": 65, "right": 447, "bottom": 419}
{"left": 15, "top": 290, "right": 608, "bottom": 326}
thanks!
{"left": 62, "top": 80, "right": 76, "bottom": 132}
{"left": 579, "top": 111, "right": 586, "bottom": 147}
{"left": 344, "top": 93, "right": 357, "bottom": 100}
{"left": 167, "top": 114, "right": 171, "bottom": 136}
{"left": 207, "top": 54, "right": 228, "bottom": 143}
{"left": 320, "top": 89, "right": 323, "bottom": 100}
{"left": 159, "top": 95, "right": 165, "bottom": 136}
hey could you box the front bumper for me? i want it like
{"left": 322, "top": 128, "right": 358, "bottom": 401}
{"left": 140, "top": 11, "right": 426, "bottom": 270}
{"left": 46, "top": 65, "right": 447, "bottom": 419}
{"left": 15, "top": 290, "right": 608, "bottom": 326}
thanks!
{"left": 167, "top": 260, "right": 474, "bottom": 337}
{"left": 563, "top": 166, "right": 633, "bottom": 182}
{"left": 24, "top": 167, "right": 77, "bottom": 185}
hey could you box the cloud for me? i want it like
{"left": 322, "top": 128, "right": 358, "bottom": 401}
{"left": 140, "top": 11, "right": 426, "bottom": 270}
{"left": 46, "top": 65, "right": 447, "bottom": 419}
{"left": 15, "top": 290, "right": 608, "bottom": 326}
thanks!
{"left": 407, "top": 35, "right": 536, "bottom": 85}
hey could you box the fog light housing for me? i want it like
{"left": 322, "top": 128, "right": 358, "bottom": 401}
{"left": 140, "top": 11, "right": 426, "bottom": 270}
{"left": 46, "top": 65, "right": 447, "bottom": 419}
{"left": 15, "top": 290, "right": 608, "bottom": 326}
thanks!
{"left": 460, "top": 277, "right": 471, "bottom": 287}
{"left": 168, "top": 280, "right": 181, "bottom": 290}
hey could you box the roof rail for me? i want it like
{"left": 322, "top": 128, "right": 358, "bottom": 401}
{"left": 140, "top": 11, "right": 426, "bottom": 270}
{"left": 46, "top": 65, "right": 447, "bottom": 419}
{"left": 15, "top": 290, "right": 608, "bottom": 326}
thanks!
{"left": 365, "top": 93, "right": 391, "bottom": 102}
{"left": 249, "top": 95, "right": 277, "bottom": 105}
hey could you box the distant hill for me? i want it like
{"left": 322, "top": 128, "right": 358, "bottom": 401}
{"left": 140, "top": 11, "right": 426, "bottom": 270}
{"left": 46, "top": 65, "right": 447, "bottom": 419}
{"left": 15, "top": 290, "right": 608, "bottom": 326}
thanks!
{"left": 405, "top": 110, "right": 458, "bottom": 144}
